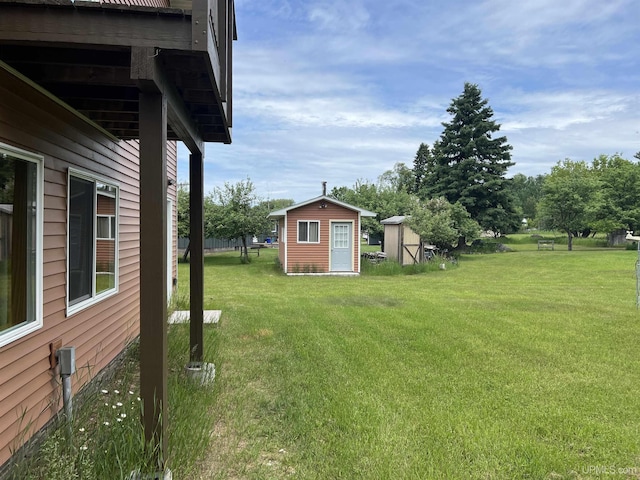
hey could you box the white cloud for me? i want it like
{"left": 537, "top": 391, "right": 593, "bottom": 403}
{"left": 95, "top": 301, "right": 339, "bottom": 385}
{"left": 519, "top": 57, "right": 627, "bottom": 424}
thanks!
{"left": 180, "top": 1, "right": 640, "bottom": 202}
{"left": 500, "top": 90, "right": 632, "bottom": 131}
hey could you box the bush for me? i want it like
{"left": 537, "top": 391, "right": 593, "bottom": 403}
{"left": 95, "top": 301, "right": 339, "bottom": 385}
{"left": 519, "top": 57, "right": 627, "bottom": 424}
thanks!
{"left": 469, "top": 239, "right": 511, "bottom": 254}
{"left": 361, "top": 257, "right": 457, "bottom": 276}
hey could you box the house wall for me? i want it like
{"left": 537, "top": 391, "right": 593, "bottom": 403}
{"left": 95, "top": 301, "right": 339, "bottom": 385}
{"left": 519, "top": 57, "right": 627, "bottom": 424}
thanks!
{"left": 167, "top": 141, "right": 177, "bottom": 289}
{"left": 0, "top": 65, "right": 177, "bottom": 467}
{"left": 284, "top": 201, "right": 360, "bottom": 273}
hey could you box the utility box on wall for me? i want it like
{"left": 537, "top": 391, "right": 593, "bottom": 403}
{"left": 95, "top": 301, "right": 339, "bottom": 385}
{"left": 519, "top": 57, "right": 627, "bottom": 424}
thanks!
{"left": 57, "top": 347, "right": 76, "bottom": 376}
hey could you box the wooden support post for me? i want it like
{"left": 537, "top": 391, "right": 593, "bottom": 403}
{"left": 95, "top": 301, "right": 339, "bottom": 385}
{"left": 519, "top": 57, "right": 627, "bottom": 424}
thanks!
{"left": 139, "top": 90, "right": 168, "bottom": 467}
{"left": 189, "top": 151, "right": 204, "bottom": 364}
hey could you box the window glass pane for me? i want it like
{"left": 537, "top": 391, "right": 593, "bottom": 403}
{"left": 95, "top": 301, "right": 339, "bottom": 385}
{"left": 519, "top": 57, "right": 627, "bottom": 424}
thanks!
{"left": 69, "top": 176, "right": 94, "bottom": 305}
{"left": 69, "top": 175, "right": 118, "bottom": 307}
{"left": 309, "top": 221, "right": 319, "bottom": 242}
{"left": 0, "top": 155, "right": 37, "bottom": 333}
{"left": 97, "top": 216, "right": 110, "bottom": 239}
{"left": 298, "top": 222, "right": 308, "bottom": 242}
{"left": 334, "top": 224, "right": 349, "bottom": 248}
{"left": 96, "top": 237, "right": 115, "bottom": 294}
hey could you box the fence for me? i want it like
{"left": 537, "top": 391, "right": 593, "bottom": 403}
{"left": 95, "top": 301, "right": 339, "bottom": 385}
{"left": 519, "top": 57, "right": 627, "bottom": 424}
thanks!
{"left": 178, "top": 235, "right": 273, "bottom": 251}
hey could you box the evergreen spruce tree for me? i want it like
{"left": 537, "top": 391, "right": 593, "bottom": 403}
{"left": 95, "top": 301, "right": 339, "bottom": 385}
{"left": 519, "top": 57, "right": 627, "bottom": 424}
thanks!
{"left": 426, "top": 83, "right": 519, "bottom": 241}
{"left": 412, "top": 142, "right": 432, "bottom": 197}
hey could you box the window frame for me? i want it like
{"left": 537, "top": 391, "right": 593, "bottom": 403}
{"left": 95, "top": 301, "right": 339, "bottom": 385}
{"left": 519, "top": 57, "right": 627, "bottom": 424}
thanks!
{"left": 297, "top": 220, "right": 320, "bottom": 244}
{"left": 96, "top": 215, "right": 116, "bottom": 240}
{"left": 0, "top": 142, "right": 44, "bottom": 348}
{"left": 66, "top": 168, "right": 119, "bottom": 316}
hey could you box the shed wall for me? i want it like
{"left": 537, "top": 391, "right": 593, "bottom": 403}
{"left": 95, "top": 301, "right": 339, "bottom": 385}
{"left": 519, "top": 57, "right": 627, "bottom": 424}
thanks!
{"left": 284, "top": 201, "right": 360, "bottom": 273}
{"left": 400, "top": 225, "right": 422, "bottom": 266}
{"left": 0, "top": 67, "right": 150, "bottom": 466}
{"left": 383, "top": 223, "right": 422, "bottom": 265}
{"left": 277, "top": 218, "right": 285, "bottom": 267}
{"left": 383, "top": 224, "right": 401, "bottom": 262}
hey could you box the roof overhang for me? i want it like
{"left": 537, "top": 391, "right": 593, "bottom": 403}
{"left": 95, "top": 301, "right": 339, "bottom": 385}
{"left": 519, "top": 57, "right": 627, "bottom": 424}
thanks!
{"left": 0, "top": 0, "right": 236, "bottom": 151}
{"left": 268, "top": 195, "right": 377, "bottom": 219}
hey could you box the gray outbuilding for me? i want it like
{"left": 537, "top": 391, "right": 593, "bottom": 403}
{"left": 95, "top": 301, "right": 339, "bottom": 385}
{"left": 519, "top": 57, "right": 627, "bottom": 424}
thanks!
{"left": 380, "top": 216, "right": 423, "bottom": 265}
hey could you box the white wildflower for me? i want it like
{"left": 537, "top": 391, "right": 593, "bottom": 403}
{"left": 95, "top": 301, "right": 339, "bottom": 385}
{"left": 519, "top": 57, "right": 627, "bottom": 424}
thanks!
{"left": 103, "top": 421, "right": 110, "bottom": 426}
{"left": 114, "top": 390, "right": 120, "bottom": 394}
{"left": 120, "top": 413, "right": 127, "bottom": 418}
{"left": 101, "top": 389, "right": 108, "bottom": 394}
{"left": 80, "top": 445, "right": 88, "bottom": 451}
{"left": 116, "top": 402, "right": 123, "bottom": 407}
{"left": 79, "top": 427, "right": 85, "bottom": 433}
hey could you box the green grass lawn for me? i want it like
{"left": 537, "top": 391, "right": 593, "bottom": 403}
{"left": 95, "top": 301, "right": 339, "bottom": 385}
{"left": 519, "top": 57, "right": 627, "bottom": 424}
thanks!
{"left": 178, "top": 246, "right": 640, "bottom": 479}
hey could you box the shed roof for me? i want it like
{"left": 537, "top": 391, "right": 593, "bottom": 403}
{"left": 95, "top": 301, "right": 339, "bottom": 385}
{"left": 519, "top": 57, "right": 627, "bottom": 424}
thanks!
{"left": 380, "top": 215, "right": 409, "bottom": 225}
{"left": 268, "top": 195, "right": 377, "bottom": 219}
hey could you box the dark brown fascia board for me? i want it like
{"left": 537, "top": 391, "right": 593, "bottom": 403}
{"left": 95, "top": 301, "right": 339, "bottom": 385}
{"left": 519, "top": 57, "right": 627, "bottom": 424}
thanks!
{"left": 0, "top": 2, "right": 192, "bottom": 51}
{"left": 131, "top": 46, "right": 204, "bottom": 154}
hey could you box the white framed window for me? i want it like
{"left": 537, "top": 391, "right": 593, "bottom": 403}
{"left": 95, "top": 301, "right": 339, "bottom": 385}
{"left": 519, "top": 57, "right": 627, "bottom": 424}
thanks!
{"left": 0, "top": 143, "right": 43, "bottom": 348}
{"left": 297, "top": 220, "right": 320, "bottom": 243}
{"left": 67, "top": 169, "right": 118, "bottom": 315}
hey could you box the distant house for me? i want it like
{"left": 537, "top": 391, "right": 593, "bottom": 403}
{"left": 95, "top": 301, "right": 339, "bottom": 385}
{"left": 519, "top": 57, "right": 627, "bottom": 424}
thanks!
{"left": 381, "top": 216, "right": 423, "bottom": 265}
{"left": 268, "top": 196, "right": 376, "bottom": 275}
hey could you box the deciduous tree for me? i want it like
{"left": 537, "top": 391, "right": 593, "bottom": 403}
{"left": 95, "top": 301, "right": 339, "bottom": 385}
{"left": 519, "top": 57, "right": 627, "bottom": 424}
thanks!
{"left": 211, "top": 178, "right": 271, "bottom": 262}
{"left": 538, "top": 160, "right": 601, "bottom": 251}
{"left": 329, "top": 179, "right": 415, "bottom": 239}
{"left": 591, "top": 154, "right": 640, "bottom": 234}
{"left": 406, "top": 197, "right": 480, "bottom": 250}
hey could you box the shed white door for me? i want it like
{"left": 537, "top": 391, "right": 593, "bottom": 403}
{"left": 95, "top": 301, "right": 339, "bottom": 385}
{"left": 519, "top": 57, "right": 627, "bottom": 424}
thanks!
{"left": 331, "top": 222, "right": 352, "bottom": 271}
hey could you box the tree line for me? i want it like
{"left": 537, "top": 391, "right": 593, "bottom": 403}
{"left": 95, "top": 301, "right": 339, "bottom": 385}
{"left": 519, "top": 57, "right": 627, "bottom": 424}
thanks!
{"left": 330, "top": 83, "right": 640, "bottom": 251}
{"left": 178, "top": 82, "right": 640, "bottom": 256}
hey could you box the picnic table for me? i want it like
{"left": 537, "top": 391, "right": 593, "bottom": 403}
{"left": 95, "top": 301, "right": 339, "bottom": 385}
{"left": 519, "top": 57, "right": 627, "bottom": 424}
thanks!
{"left": 247, "top": 243, "right": 273, "bottom": 256}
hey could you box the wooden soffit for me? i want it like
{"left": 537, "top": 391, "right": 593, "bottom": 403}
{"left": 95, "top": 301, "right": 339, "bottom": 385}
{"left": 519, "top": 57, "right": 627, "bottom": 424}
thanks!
{"left": 0, "top": 0, "right": 234, "bottom": 147}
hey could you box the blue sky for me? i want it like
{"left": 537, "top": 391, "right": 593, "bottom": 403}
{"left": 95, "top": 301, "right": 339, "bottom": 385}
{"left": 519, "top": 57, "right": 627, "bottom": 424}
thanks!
{"left": 177, "top": 0, "right": 640, "bottom": 203}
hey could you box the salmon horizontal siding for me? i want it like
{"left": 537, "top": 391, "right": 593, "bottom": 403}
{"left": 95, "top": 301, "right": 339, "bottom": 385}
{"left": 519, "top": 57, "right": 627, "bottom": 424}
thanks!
{"left": 0, "top": 67, "right": 142, "bottom": 467}
{"left": 284, "top": 200, "right": 360, "bottom": 273}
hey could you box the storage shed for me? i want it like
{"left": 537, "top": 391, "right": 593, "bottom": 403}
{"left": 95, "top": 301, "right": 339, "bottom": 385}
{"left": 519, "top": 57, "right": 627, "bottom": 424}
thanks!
{"left": 269, "top": 196, "right": 376, "bottom": 275}
{"left": 381, "top": 216, "right": 423, "bottom": 265}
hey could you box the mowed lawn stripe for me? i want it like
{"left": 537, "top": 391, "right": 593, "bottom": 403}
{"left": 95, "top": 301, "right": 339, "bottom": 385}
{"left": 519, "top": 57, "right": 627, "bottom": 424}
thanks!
{"left": 181, "top": 248, "right": 640, "bottom": 479}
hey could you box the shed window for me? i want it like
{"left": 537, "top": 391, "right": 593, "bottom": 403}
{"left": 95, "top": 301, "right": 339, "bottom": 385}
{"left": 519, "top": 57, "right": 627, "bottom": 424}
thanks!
{"left": 68, "top": 170, "right": 118, "bottom": 314}
{"left": 298, "top": 221, "right": 319, "bottom": 243}
{"left": 0, "top": 144, "right": 43, "bottom": 347}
